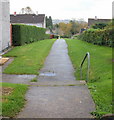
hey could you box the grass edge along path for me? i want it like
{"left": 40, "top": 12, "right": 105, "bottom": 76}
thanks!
{"left": 1, "top": 82, "right": 28, "bottom": 117}
{"left": 3, "top": 39, "right": 56, "bottom": 75}
{"left": 65, "top": 38, "right": 112, "bottom": 118}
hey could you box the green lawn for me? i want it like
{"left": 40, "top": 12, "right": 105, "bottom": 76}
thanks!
{"left": 66, "top": 38, "right": 112, "bottom": 117}
{"left": 1, "top": 82, "right": 28, "bottom": 117}
{"left": 3, "top": 39, "right": 55, "bottom": 74}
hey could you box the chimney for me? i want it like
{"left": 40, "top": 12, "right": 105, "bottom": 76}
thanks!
{"left": 14, "top": 12, "right": 16, "bottom": 16}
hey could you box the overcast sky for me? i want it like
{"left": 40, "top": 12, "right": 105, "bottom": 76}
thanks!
{"left": 10, "top": 0, "right": 113, "bottom": 21}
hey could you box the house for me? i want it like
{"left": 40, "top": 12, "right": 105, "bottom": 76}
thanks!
{"left": 0, "top": 0, "right": 11, "bottom": 53}
{"left": 88, "top": 17, "right": 111, "bottom": 27}
{"left": 10, "top": 13, "right": 46, "bottom": 28}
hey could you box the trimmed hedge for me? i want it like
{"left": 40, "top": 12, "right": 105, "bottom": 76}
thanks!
{"left": 78, "top": 28, "right": 114, "bottom": 47}
{"left": 12, "top": 24, "right": 50, "bottom": 46}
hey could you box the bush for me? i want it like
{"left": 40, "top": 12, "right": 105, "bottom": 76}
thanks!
{"left": 91, "top": 23, "right": 108, "bottom": 29}
{"left": 12, "top": 24, "right": 50, "bottom": 46}
{"left": 53, "top": 35, "right": 59, "bottom": 39}
{"left": 78, "top": 28, "right": 113, "bottom": 47}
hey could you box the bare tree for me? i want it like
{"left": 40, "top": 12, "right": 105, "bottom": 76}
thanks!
{"left": 20, "top": 8, "right": 25, "bottom": 14}
{"left": 25, "top": 6, "right": 33, "bottom": 14}
{"left": 20, "top": 6, "right": 34, "bottom": 14}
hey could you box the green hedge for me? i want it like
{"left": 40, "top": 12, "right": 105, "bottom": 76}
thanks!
{"left": 45, "top": 34, "right": 50, "bottom": 39}
{"left": 78, "top": 28, "right": 114, "bottom": 47}
{"left": 12, "top": 24, "right": 50, "bottom": 46}
{"left": 61, "top": 35, "right": 71, "bottom": 38}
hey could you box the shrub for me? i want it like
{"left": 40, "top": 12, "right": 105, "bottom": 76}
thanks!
{"left": 78, "top": 28, "right": 113, "bottom": 47}
{"left": 91, "top": 23, "right": 108, "bottom": 29}
{"left": 53, "top": 35, "right": 59, "bottom": 39}
{"left": 12, "top": 24, "right": 50, "bottom": 46}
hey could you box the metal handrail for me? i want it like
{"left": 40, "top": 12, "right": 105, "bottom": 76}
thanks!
{"left": 80, "top": 52, "right": 90, "bottom": 82}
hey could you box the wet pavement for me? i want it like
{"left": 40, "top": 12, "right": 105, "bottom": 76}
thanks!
{"left": 30, "top": 39, "right": 82, "bottom": 86}
{"left": 17, "top": 39, "right": 95, "bottom": 118}
{"left": 3, "top": 74, "right": 36, "bottom": 84}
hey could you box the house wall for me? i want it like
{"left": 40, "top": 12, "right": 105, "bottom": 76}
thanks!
{"left": 0, "top": 0, "right": 2, "bottom": 53}
{"left": 26, "top": 23, "right": 43, "bottom": 28}
{"left": 13, "top": 23, "right": 45, "bottom": 28}
{"left": 43, "top": 17, "right": 46, "bottom": 28}
{"left": 0, "top": 0, "right": 10, "bottom": 53}
{"left": 88, "top": 18, "right": 111, "bottom": 27}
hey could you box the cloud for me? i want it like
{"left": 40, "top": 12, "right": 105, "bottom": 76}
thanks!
{"left": 10, "top": 0, "right": 112, "bottom": 20}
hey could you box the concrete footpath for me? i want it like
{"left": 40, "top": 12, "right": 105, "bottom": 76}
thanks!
{"left": 17, "top": 39, "right": 95, "bottom": 118}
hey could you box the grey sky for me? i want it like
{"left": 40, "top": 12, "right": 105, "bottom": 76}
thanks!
{"left": 10, "top": 0, "right": 113, "bottom": 21}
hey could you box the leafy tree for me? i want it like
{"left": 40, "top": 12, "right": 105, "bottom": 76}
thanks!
{"left": 70, "top": 20, "right": 78, "bottom": 35}
{"left": 53, "top": 19, "right": 87, "bottom": 37}
{"left": 54, "top": 24, "right": 59, "bottom": 29}
{"left": 46, "top": 16, "right": 53, "bottom": 32}
{"left": 59, "top": 22, "right": 72, "bottom": 36}
{"left": 70, "top": 20, "right": 88, "bottom": 34}
{"left": 49, "top": 16, "right": 53, "bottom": 28}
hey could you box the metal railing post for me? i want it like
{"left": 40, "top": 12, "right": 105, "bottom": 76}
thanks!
{"left": 80, "top": 52, "right": 90, "bottom": 82}
{"left": 87, "top": 52, "right": 90, "bottom": 81}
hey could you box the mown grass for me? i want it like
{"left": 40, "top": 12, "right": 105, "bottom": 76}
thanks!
{"left": 65, "top": 38, "right": 112, "bottom": 118}
{"left": 3, "top": 39, "right": 55, "bottom": 74}
{"left": 1, "top": 82, "right": 28, "bottom": 117}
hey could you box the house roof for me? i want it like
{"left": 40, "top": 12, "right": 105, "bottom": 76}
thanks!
{"left": 10, "top": 14, "right": 45, "bottom": 24}
{"left": 88, "top": 18, "right": 111, "bottom": 26}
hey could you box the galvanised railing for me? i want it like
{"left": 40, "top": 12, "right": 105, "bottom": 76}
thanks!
{"left": 80, "top": 52, "right": 90, "bottom": 82}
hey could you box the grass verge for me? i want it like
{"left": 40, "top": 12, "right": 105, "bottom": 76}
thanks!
{"left": 65, "top": 38, "right": 112, "bottom": 118}
{"left": 1, "top": 82, "right": 28, "bottom": 117}
{"left": 3, "top": 39, "right": 55, "bottom": 74}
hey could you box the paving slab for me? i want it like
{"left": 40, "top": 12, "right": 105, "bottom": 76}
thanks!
{"left": 32, "top": 39, "right": 81, "bottom": 86}
{"left": 2, "top": 74, "right": 36, "bottom": 84}
{"left": 18, "top": 86, "right": 95, "bottom": 118}
{"left": 17, "top": 39, "right": 95, "bottom": 118}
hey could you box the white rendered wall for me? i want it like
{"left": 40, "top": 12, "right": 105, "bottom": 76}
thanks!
{"left": 0, "top": 0, "right": 10, "bottom": 53}
{"left": 112, "top": 1, "right": 114, "bottom": 19}
{"left": 0, "top": 0, "right": 2, "bottom": 53}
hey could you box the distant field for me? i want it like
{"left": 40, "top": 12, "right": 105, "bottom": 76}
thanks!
{"left": 66, "top": 38, "right": 112, "bottom": 117}
{"left": 3, "top": 39, "right": 55, "bottom": 75}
